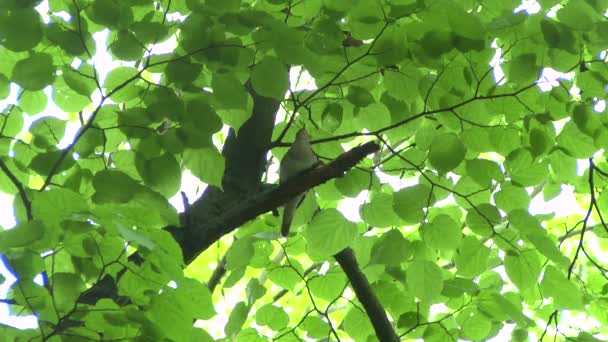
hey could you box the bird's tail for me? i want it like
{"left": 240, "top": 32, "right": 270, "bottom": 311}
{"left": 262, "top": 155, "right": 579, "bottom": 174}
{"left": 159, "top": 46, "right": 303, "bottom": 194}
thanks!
{"left": 281, "top": 202, "right": 295, "bottom": 237}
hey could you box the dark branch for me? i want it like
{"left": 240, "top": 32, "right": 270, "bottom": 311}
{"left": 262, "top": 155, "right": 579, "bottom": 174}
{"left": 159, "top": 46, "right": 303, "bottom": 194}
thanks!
{"left": 171, "top": 140, "right": 381, "bottom": 263}
{"left": 335, "top": 248, "right": 399, "bottom": 342}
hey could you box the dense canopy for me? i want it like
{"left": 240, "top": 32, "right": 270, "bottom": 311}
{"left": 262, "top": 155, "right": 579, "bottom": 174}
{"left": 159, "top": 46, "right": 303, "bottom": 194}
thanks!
{"left": 1, "top": 0, "right": 608, "bottom": 341}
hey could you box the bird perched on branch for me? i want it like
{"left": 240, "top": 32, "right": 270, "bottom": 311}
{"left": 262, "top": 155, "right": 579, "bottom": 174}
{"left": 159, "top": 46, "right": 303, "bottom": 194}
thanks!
{"left": 279, "top": 128, "right": 319, "bottom": 237}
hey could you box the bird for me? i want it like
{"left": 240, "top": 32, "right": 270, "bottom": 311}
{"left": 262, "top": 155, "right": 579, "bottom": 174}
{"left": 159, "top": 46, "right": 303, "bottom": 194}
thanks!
{"left": 279, "top": 128, "right": 318, "bottom": 237}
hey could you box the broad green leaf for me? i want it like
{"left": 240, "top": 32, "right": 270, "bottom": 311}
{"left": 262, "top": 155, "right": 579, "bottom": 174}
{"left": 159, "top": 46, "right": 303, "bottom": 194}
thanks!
{"left": 267, "top": 265, "right": 302, "bottom": 291}
{"left": 183, "top": 147, "right": 225, "bottom": 188}
{"left": 0, "top": 73, "right": 9, "bottom": 99}
{"left": 457, "top": 307, "right": 492, "bottom": 340}
{"left": 494, "top": 183, "right": 530, "bottom": 213}
{"left": 556, "top": 121, "right": 597, "bottom": 158}
{"left": 212, "top": 73, "right": 248, "bottom": 109}
{"left": 442, "top": 276, "right": 479, "bottom": 298}
{"left": 504, "top": 53, "right": 540, "bottom": 85}
{"left": 19, "top": 90, "right": 47, "bottom": 114}
{"left": 147, "top": 290, "right": 194, "bottom": 341}
{"left": 308, "top": 271, "right": 346, "bottom": 301}
{"left": 540, "top": 265, "right": 583, "bottom": 309}
{"left": 255, "top": 304, "right": 289, "bottom": 331}
{"left": 526, "top": 233, "right": 570, "bottom": 268}
{"left": 448, "top": 7, "right": 484, "bottom": 40}
{"left": 0, "top": 8, "right": 42, "bottom": 51}
{"left": 465, "top": 204, "right": 501, "bottom": 237}
{"left": 422, "top": 214, "right": 462, "bottom": 250}
{"left": 250, "top": 56, "right": 288, "bottom": 99}
{"left": 393, "top": 184, "right": 434, "bottom": 224}
{"left": 92, "top": 170, "right": 141, "bottom": 203}
{"left": 334, "top": 168, "right": 368, "bottom": 198}
{"left": 138, "top": 153, "right": 181, "bottom": 198}
{"left": 178, "top": 278, "right": 216, "bottom": 320}
{"left": 347, "top": 86, "right": 374, "bottom": 107}
{"left": 504, "top": 148, "right": 549, "bottom": 187}
{"left": 360, "top": 192, "right": 403, "bottom": 228}
{"left": 109, "top": 30, "right": 144, "bottom": 61}
{"left": 303, "top": 209, "right": 357, "bottom": 259}
{"left": 466, "top": 158, "right": 503, "bottom": 187}
{"left": 103, "top": 66, "right": 142, "bottom": 102}
{"left": 454, "top": 235, "right": 490, "bottom": 278}
{"left": 343, "top": 308, "right": 374, "bottom": 342}
{"left": 32, "top": 188, "right": 88, "bottom": 227}
{"left": 406, "top": 260, "right": 444, "bottom": 302}
{"left": 504, "top": 251, "right": 541, "bottom": 291}
{"left": 428, "top": 133, "right": 466, "bottom": 173}
{"left": 12, "top": 53, "right": 55, "bottom": 90}
{"left": 556, "top": 0, "right": 598, "bottom": 31}
{"left": 370, "top": 229, "right": 412, "bottom": 266}
{"left": 51, "top": 273, "right": 85, "bottom": 314}
{"left": 29, "top": 150, "right": 76, "bottom": 176}
{"left": 0, "top": 220, "right": 45, "bottom": 251}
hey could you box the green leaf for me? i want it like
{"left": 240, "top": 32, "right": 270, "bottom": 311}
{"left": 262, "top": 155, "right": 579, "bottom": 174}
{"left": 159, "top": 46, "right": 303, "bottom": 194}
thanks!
{"left": 103, "top": 66, "right": 142, "bottom": 102}
{"left": 30, "top": 150, "right": 76, "bottom": 176}
{"left": 556, "top": 0, "right": 598, "bottom": 31}
{"left": 212, "top": 73, "right": 248, "bottom": 109}
{"left": 526, "top": 233, "right": 570, "bottom": 268}
{"left": 454, "top": 235, "right": 490, "bottom": 278}
{"left": 0, "top": 73, "right": 9, "bottom": 99}
{"left": 422, "top": 214, "right": 462, "bottom": 250}
{"left": 466, "top": 158, "right": 503, "bottom": 187}
{"left": 506, "top": 151, "right": 548, "bottom": 186}
{"left": 393, "top": 184, "right": 434, "bottom": 224}
{"left": 138, "top": 153, "right": 181, "bottom": 198}
{"left": 32, "top": 188, "right": 88, "bottom": 227}
{"left": 448, "top": 7, "right": 484, "bottom": 40}
{"left": 428, "top": 133, "right": 466, "bottom": 173}
{"left": 347, "top": 86, "right": 375, "bottom": 107}
{"left": 457, "top": 307, "right": 492, "bottom": 340}
{"left": 19, "top": 90, "right": 47, "bottom": 114}
{"left": 63, "top": 65, "right": 97, "bottom": 97}
{"left": 250, "top": 56, "right": 288, "bottom": 99}
{"left": 0, "top": 8, "right": 42, "bottom": 51}
{"left": 109, "top": 30, "right": 144, "bottom": 61}
{"left": 504, "top": 251, "right": 541, "bottom": 291}
{"left": 335, "top": 168, "right": 368, "bottom": 198}
{"left": 183, "top": 147, "right": 225, "bottom": 188}
{"left": 11, "top": 53, "right": 55, "bottom": 90}
{"left": 343, "top": 308, "right": 374, "bottom": 342}
{"left": 494, "top": 183, "right": 530, "bottom": 213}
{"left": 360, "top": 192, "right": 403, "bottom": 228}
{"left": 540, "top": 265, "right": 583, "bottom": 309}
{"left": 370, "top": 229, "right": 412, "bottom": 266}
{"left": 406, "top": 260, "right": 444, "bottom": 302}
{"left": 465, "top": 204, "right": 501, "bottom": 237}
{"left": 51, "top": 273, "right": 85, "bottom": 314}
{"left": 504, "top": 53, "right": 540, "bottom": 85}
{"left": 255, "top": 304, "right": 289, "bottom": 331}
{"left": 92, "top": 170, "right": 141, "bottom": 203}
{"left": 0, "top": 220, "right": 45, "bottom": 251}
{"left": 308, "top": 271, "right": 346, "bottom": 301}
{"left": 303, "top": 209, "right": 358, "bottom": 259}
{"left": 224, "top": 302, "right": 250, "bottom": 336}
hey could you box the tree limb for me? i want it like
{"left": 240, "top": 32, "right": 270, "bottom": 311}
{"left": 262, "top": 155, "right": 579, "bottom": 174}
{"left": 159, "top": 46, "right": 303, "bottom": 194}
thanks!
{"left": 335, "top": 248, "right": 399, "bottom": 342}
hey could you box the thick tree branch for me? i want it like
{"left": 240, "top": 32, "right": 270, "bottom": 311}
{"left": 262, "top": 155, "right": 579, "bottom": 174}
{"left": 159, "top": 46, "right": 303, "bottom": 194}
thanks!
{"left": 171, "top": 140, "right": 381, "bottom": 263}
{"left": 335, "top": 248, "right": 399, "bottom": 342}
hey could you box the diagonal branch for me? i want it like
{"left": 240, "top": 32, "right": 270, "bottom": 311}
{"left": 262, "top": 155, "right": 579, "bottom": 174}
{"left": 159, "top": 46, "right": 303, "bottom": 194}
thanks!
{"left": 170, "top": 141, "right": 381, "bottom": 263}
{"left": 335, "top": 248, "right": 399, "bottom": 342}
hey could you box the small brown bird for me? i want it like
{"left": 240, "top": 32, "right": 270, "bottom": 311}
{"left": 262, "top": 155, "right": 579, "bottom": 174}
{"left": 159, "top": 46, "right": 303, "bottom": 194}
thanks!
{"left": 279, "top": 128, "right": 318, "bottom": 237}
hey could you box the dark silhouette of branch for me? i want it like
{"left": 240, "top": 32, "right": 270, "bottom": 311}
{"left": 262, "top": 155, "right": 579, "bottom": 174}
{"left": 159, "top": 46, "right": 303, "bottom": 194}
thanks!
{"left": 172, "top": 140, "right": 381, "bottom": 263}
{"left": 335, "top": 248, "right": 399, "bottom": 342}
{"left": 0, "top": 158, "right": 31, "bottom": 221}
